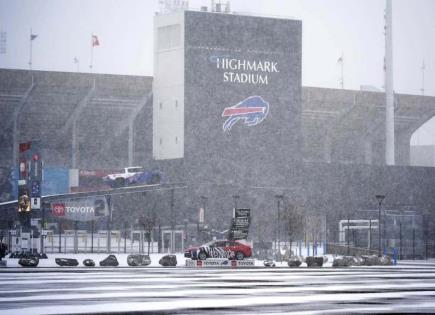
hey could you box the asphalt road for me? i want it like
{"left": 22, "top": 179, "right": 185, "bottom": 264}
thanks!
{"left": 1, "top": 261, "right": 435, "bottom": 314}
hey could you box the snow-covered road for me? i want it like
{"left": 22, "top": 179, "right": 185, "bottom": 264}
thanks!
{"left": 1, "top": 261, "right": 435, "bottom": 314}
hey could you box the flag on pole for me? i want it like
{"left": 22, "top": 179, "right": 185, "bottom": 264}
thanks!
{"left": 73, "top": 57, "right": 79, "bottom": 63}
{"left": 337, "top": 56, "right": 343, "bottom": 63}
{"left": 92, "top": 35, "right": 100, "bottom": 47}
{"left": 30, "top": 34, "right": 38, "bottom": 41}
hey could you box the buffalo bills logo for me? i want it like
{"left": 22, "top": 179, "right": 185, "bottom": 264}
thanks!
{"left": 222, "top": 96, "right": 269, "bottom": 132}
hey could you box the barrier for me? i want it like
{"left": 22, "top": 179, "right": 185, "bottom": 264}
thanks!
{"left": 185, "top": 258, "right": 255, "bottom": 268}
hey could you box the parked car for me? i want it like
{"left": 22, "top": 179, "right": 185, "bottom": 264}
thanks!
{"left": 184, "top": 239, "right": 252, "bottom": 260}
{"left": 103, "top": 167, "right": 161, "bottom": 188}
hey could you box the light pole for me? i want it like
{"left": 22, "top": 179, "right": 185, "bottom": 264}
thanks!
{"left": 275, "top": 194, "right": 284, "bottom": 261}
{"left": 375, "top": 194, "right": 385, "bottom": 256}
{"left": 183, "top": 218, "right": 189, "bottom": 249}
{"left": 170, "top": 188, "right": 174, "bottom": 253}
{"left": 347, "top": 209, "right": 350, "bottom": 256}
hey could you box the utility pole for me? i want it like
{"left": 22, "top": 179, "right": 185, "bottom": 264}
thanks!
{"left": 376, "top": 195, "right": 385, "bottom": 256}
{"left": 170, "top": 188, "right": 175, "bottom": 253}
{"left": 347, "top": 211, "right": 350, "bottom": 255}
{"left": 106, "top": 195, "right": 112, "bottom": 253}
{"left": 275, "top": 194, "right": 283, "bottom": 261}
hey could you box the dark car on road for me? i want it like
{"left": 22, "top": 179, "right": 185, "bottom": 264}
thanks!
{"left": 184, "top": 240, "right": 252, "bottom": 260}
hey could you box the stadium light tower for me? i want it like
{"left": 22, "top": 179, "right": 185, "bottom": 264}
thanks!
{"left": 385, "top": 0, "right": 395, "bottom": 165}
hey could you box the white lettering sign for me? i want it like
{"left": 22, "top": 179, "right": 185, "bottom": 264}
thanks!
{"left": 215, "top": 57, "right": 279, "bottom": 85}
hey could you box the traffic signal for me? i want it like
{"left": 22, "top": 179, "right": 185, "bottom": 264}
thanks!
{"left": 17, "top": 141, "right": 42, "bottom": 214}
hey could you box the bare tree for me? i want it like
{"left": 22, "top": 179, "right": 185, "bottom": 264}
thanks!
{"left": 282, "top": 203, "right": 304, "bottom": 256}
{"left": 304, "top": 215, "right": 325, "bottom": 255}
{"left": 139, "top": 202, "right": 157, "bottom": 256}
{"left": 255, "top": 217, "right": 273, "bottom": 259}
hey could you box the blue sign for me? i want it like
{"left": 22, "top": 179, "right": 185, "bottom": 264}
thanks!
{"left": 42, "top": 168, "right": 69, "bottom": 195}
{"left": 31, "top": 180, "right": 41, "bottom": 197}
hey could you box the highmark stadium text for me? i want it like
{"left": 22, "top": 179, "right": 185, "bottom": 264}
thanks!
{"left": 215, "top": 57, "right": 279, "bottom": 85}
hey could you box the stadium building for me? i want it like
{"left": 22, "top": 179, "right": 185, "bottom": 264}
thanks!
{"left": 1, "top": 6, "right": 435, "bottom": 256}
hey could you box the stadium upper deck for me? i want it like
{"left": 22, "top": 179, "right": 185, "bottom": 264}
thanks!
{"left": 0, "top": 68, "right": 435, "bottom": 170}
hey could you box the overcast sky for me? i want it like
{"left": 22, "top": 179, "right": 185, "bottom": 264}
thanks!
{"left": 0, "top": 0, "right": 434, "bottom": 144}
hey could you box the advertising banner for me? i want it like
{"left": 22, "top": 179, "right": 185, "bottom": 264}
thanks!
{"left": 185, "top": 258, "right": 255, "bottom": 268}
{"left": 51, "top": 196, "right": 108, "bottom": 221}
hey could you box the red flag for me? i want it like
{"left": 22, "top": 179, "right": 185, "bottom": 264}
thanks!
{"left": 92, "top": 35, "right": 100, "bottom": 47}
{"left": 19, "top": 142, "right": 31, "bottom": 152}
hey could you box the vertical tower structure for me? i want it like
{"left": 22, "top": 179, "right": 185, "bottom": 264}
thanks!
{"left": 153, "top": 11, "right": 185, "bottom": 160}
{"left": 153, "top": 10, "right": 302, "bottom": 183}
{"left": 385, "top": 0, "right": 395, "bottom": 165}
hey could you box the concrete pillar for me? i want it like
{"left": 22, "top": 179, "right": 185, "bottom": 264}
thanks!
{"left": 385, "top": 0, "right": 395, "bottom": 165}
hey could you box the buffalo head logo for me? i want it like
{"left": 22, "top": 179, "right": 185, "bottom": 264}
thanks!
{"left": 222, "top": 96, "right": 269, "bottom": 132}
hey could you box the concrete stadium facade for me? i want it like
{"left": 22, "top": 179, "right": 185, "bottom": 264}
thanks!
{"left": 1, "top": 10, "right": 435, "bottom": 256}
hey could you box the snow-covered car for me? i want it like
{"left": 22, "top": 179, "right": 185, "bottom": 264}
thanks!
{"left": 103, "top": 167, "right": 161, "bottom": 188}
{"left": 127, "top": 170, "right": 161, "bottom": 186}
{"left": 184, "top": 240, "right": 252, "bottom": 260}
{"left": 263, "top": 259, "right": 276, "bottom": 267}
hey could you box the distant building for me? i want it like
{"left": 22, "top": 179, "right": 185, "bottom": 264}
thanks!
{"left": 1, "top": 9, "right": 435, "bottom": 256}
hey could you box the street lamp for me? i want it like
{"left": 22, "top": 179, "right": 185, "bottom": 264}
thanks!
{"left": 375, "top": 194, "right": 385, "bottom": 256}
{"left": 169, "top": 188, "right": 175, "bottom": 253}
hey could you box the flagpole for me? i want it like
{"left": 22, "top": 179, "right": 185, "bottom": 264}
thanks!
{"left": 74, "top": 57, "right": 79, "bottom": 72}
{"left": 340, "top": 52, "right": 344, "bottom": 89}
{"left": 90, "top": 36, "right": 93, "bottom": 73}
{"left": 29, "top": 28, "right": 33, "bottom": 70}
{"left": 421, "top": 60, "right": 425, "bottom": 96}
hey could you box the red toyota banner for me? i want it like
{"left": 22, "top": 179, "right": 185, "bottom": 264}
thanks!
{"left": 52, "top": 203, "right": 65, "bottom": 217}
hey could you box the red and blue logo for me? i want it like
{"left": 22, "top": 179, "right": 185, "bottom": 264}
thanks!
{"left": 222, "top": 96, "right": 269, "bottom": 132}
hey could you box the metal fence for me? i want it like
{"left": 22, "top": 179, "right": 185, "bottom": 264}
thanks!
{"left": 2, "top": 229, "right": 158, "bottom": 254}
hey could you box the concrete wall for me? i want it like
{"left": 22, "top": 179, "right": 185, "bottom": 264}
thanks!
{"left": 184, "top": 11, "right": 302, "bottom": 179}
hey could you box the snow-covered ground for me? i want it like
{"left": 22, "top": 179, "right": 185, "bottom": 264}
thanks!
{"left": 1, "top": 260, "right": 435, "bottom": 314}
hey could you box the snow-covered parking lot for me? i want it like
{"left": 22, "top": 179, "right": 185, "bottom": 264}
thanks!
{"left": 1, "top": 256, "right": 435, "bottom": 314}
